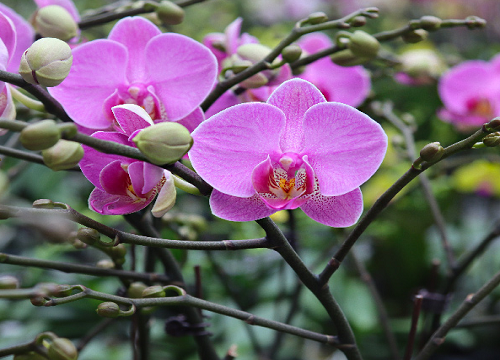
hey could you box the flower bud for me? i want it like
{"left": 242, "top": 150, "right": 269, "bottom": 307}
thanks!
{"left": 142, "top": 285, "right": 166, "bottom": 298}
{"left": 76, "top": 227, "right": 100, "bottom": 246}
{"left": 484, "top": 117, "right": 500, "bottom": 132}
{"left": 483, "top": 132, "right": 500, "bottom": 147}
{"left": 47, "top": 338, "right": 78, "bottom": 360}
{"left": 96, "top": 302, "right": 121, "bottom": 318}
{"left": 110, "top": 244, "right": 127, "bottom": 258}
{"left": 19, "top": 38, "right": 73, "bottom": 87}
{"left": 20, "top": 120, "right": 61, "bottom": 151}
{"left": 281, "top": 45, "right": 302, "bottom": 63}
{"left": 347, "top": 30, "right": 380, "bottom": 58}
{"left": 402, "top": 29, "right": 428, "bottom": 44}
{"left": 96, "top": 259, "right": 115, "bottom": 269}
{"left": 420, "top": 142, "right": 444, "bottom": 162}
{"left": 230, "top": 59, "right": 252, "bottom": 74}
{"left": 72, "top": 238, "right": 87, "bottom": 250}
{"left": 465, "top": 16, "right": 486, "bottom": 29}
{"left": 33, "top": 199, "right": 56, "bottom": 209}
{"left": 156, "top": 1, "right": 185, "bottom": 25}
{"left": 33, "top": 5, "right": 78, "bottom": 41}
{"left": 236, "top": 43, "right": 271, "bottom": 64}
{"left": 304, "top": 12, "right": 328, "bottom": 25}
{"left": 30, "top": 296, "right": 48, "bottom": 306}
{"left": 133, "top": 122, "right": 193, "bottom": 165}
{"left": 419, "top": 16, "right": 442, "bottom": 31}
{"left": 350, "top": 16, "right": 367, "bottom": 27}
{"left": 0, "top": 275, "right": 19, "bottom": 289}
{"left": 42, "top": 140, "right": 84, "bottom": 171}
{"left": 128, "top": 282, "right": 147, "bottom": 298}
{"left": 330, "top": 49, "right": 370, "bottom": 66}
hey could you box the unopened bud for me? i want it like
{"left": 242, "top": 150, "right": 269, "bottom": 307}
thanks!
{"left": 0, "top": 275, "right": 19, "bottom": 289}
{"left": 420, "top": 142, "right": 444, "bottom": 162}
{"left": 20, "top": 120, "right": 61, "bottom": 151}
{"left": 419, "top": 16, "right": 442, "bottom": 31}
{"left": 76, "top": 227, "right": 100, "bottom": 245}
{"left": 52, "top": 285, "right": 72, "bottom": 297}
{"left": 30, "top": 296, "right": 48, "bottom": 306}
{"left": 484, "top": 117, "right": 500, "bottom": 132}
{"left": 281, "top": 45, "right": 302, "bottom": 63}
{"left": 347, "top": 30, "right": 380, "bottom": 58}
{"left": 33, "top": 5, "right": 78, "bottom": 41}
{"left": 230, "top": 59, "right": 252, "bottom": 74}
{"left": 331, "top": 49, "right": 370, "bottom": 66}
{"left": 236, "top": 43, "right": 271, "bottom": 64}
{"left": 350, "top": 16, "right": 367, "bottom": 27}
{"left": 47, "top": 338, "right": 78, "bottom": 360}
{"left": 72, "top": 238, "right": 87, "bottom": 250}
{"left": 133, "top": 122, "right": 193, "bottom": 165}
{"left": 128, "top": 282, "right": 147, "bottom": 298}
{"left": 465, "top": 16, "right": 486, "bottom": 29}
{"left": 402, "top": 29, "right": 428, "bottom": 44}
{"left": 152, "top": 175, "right": 176, "bottom": 218}
{"left": 305, "top": 12, "right": 328, "bottom": 25}
{"left": 142, "top": 285, "right": 166, "bottom": 298}
{"left": 483, "top": 132, "right": 500, "bottom": 147}
{"left": 96, "top": 302, "right": 121, "bottom": 318}
{"left": 33, "top": 199, "right": 56, "bottom": 209}
{"left": 19, "top": 38, "right": 72, "bottom": 87}
{"left": 156, "top": 1, "right": 185, "bottom": 25}
{"left": 42, "top": 140, "right": 84, "bottom": 171}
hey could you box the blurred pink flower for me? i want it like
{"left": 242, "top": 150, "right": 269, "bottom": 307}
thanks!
{"left": 189, "top": 79, "right": 387, "bottom": 227}
{"left": 0, "top": 6, "right": 35, "bottom": 123}
{"left": 438, "top": 55, "right": 500, "bottom": 129}
{"left": 49, "top": 16, "right": 217, "bottom": 130}
{"left": 297, "top": 33, "right": 371, "bottom": 107}
{"left": 79, "top": 104, "right": 175, "bottom": 216}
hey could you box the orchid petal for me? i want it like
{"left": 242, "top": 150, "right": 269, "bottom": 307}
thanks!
{"left": 0, "top": 12, "right": 16, "bottom": 67}
{"left": 144, "top": 33, "right": 217, "bottom": 120}
{"left": 302, "top": 102, "right": 387, "bottom": 196}
{"left": 100, "top": 160, "right": 130, "bottom": 196}
{"left": 209, "top": 190, "right": 276, "bottom": 222}
{"left": 108, "top": 17, "right": 161, "bottom": 82}
{"left": 190, "top": 103, "right": 285, "bottom": 197}
{"left": 267, "top": 78, "right": 325, "bottom": 153}
{"left": 48, "top": 40, "right": 128, "bottom": 129}
{"left": 152, "top": 172, "right": 176, "bottom": 217}
{"left": 300, "top": 187, "right": 363, "bottom": 227}
{"left": 89, "top": 187, "right": 150, "bottom": 215}
{"left": 112, "top": 104, "right": 154, "bottom": 136}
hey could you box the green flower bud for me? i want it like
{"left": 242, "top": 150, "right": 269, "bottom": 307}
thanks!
{"left": 42, "top": 140, "right": 83, "bottom": 171}
{"left": 32, "top": 199, "right": 56, "bottom": 209}
{"left": 47, "top": 338, "right": 78, "bottom": 360}
{"left": 420, "top": 142, "right": 444, "bottom": 162}
{"left": 230, "top": 59, "right": 252, "bottom": 74}
{"left": 151, "top": 174, "right": 176, "bottom": 218}
{"left": 239, "top": 72, "right": 269, "bottom": 88}
{"left": 465, "top": 16, "right": 486, "bottom": 29}
{"left": 236, "top": 43, "right": 271, "bottom": 64}
{"left": 281, "top": 45, "right": 302, "bottom": 63}
{"left": 483, "top": 132, "right": 500, "bottom": 147}
{"left": 14, "top": 352, "right": 47, "bottom": 360}
{"left": 156, "top": 1, "right": 185, "bottom": 25}
{"left": 96, "top": 302, "right": 121, "bottom": 318}
{"left": 133, "top": 122, "right": 193, "bottom": 165}
{"left": 76, "top": 227, "right": 100, "bottom": 246}
{"left": 127, "top": 282, "right": 147, "bottom": 298}
{"left": 305, "top": 12, "right": 328, "bottom": 25}
{"left": 485, "top": 118, "right": 500, "bottom": 132}
{"left": 402, "top": 29, "right": 428, "bottom": 44}
{"left": 52, "top": 284, "right": 72, "bottom": 298}
{"left": 347, "top": 30, "right": 380, "bottom": 58}
{"left": 20, "top": 120, "right": 61, "bottom": 151}
{"left": 96, "top": 259, "right": 115, "bottom": 269}
{"left": 19, "top": 38, "right": 73, "bottom": 87}
{"left": 72, "top": 238, "right": 87, "bottom": 250}
{"left": 33, "top": 5, "right": 78, "bottom": 41}
{"left": 330, "top": 49, "right": 370, "bottom": 67}
{"left": 419, "top": 16, "right": 442, "bottom": 31}
{"left": 0, "top": 275, "right": 19, "bottom": 289}
{"left": 142, "top": 285, "right": 166, "bottom": 298}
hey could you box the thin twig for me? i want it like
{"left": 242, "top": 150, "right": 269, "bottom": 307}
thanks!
{"left": 404, "top": 295, "right": 423, "bottom": 360}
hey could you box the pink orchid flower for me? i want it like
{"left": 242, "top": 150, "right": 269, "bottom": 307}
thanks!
{"left": 297, "top": 33, "right": 371, "bottom": 107}
{"left": 49, "top": 16, "right": 217, "bottom": 130}
{"left": 189, "top": 79, "right": 387, "bottom": 227}
{"left": 79, "top": 104, "right": 176, "bottom": 217}
{"left": 0, "top": 7, "right": 34, "bottom": 123}
{"left": 438, "top": 55, "right": 500, "bottom": 129}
